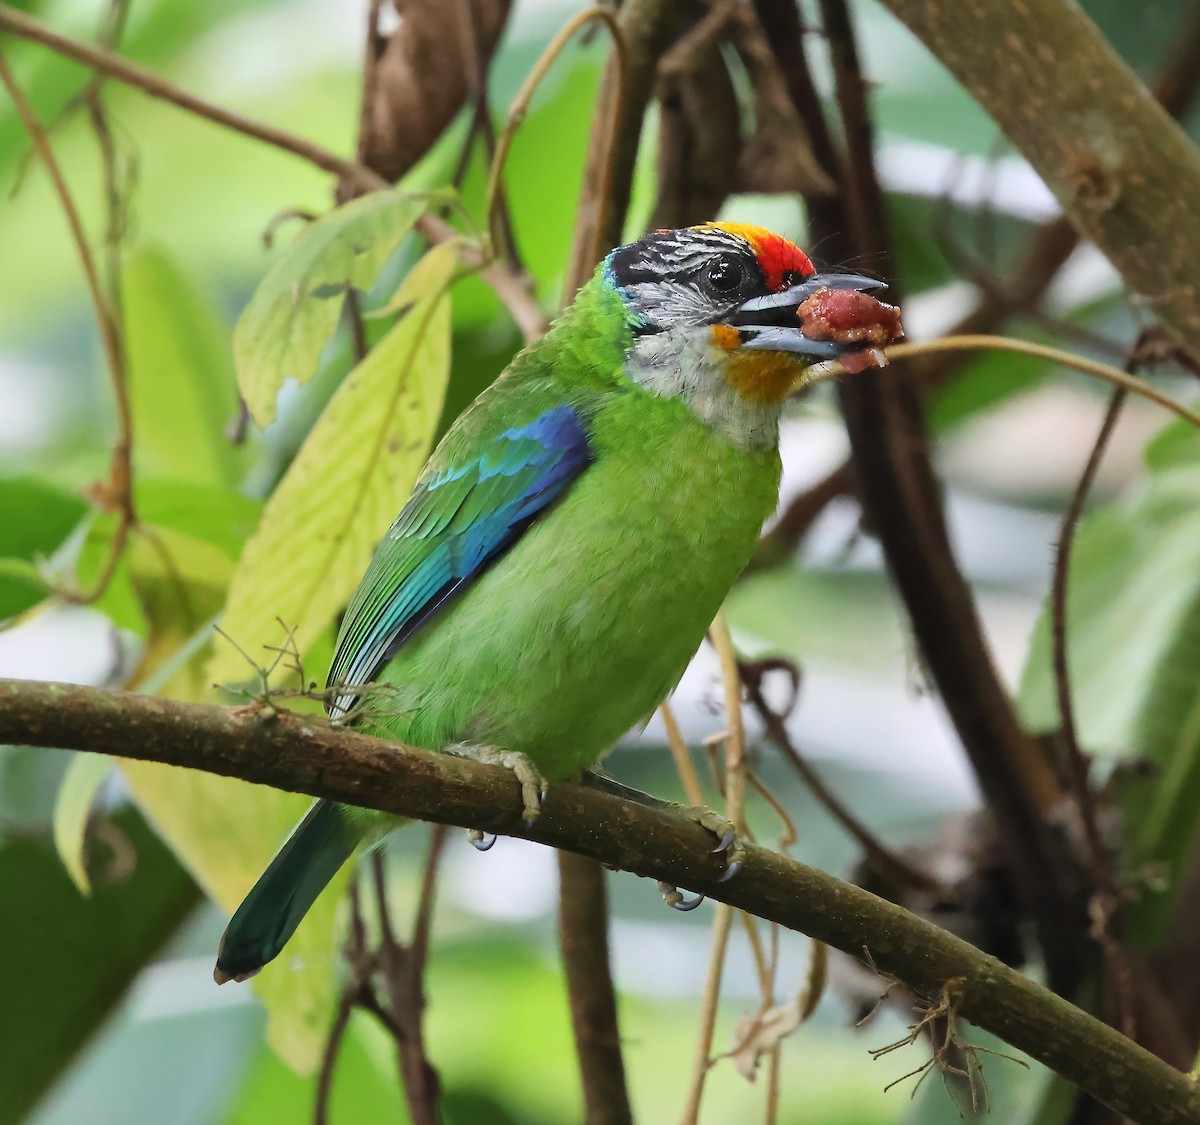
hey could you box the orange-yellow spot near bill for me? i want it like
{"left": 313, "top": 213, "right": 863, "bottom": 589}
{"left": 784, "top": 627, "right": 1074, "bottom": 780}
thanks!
{"left": 710, "top": 324, "right": 741, "bottom": 351}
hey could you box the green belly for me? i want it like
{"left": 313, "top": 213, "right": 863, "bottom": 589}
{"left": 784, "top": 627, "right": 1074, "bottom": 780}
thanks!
{"left": 369, "top": 394, "right": 780, "bottom": 780}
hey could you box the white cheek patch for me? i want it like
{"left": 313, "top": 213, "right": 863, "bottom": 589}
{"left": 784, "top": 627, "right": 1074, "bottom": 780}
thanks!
{"left": 622, "top": 329, "right": 783, "bottom": 450}
{"left": 628, "top": 279, "right": 719, "bottom": 331}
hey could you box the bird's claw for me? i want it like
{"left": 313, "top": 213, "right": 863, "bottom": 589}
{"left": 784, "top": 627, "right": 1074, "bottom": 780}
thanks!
{"left": 658, "top": 881, "right": 705, "bottom": 912}
{"left": 467, "top": 829, "right": 496, "bottom": 851}
{"left": 448, "top": 743, "right": 548, "bottom": 825}
{"left": 655, "top": 809, "right": 745, "bottom": 913}
{"left": 683, "top": 806, "right": 746, "bottom": 881}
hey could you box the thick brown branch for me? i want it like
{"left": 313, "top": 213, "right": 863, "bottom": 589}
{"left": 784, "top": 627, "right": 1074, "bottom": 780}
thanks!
{"left": 876, "top": 0, "right": 1200, "bottom": 362}
{"left": 3, "top": 679, "right": 1200, "bottom": 1124}
{"left": 803, "top": 0, "right": 1084, "bottom": 991}
{"left": 557, "top": 853, "right": 633, "bottom": 1125}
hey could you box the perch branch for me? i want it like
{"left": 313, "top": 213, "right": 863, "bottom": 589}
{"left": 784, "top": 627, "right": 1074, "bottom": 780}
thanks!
{"left": 3, "top": 679, "right": 1200, "bottom": 1124}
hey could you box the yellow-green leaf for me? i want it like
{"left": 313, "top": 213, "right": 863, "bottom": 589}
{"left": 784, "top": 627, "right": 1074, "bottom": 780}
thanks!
{"left": 52, "top": 751, "right": 113, "bottom": 896}
{"left": 209, "top": 260, "right": 454, "bottom": 688}
{"left": 234, "top": 191, "right": 426, "bottom": 426}
{"left": 114, "top": 524, "right": 344, "bottom": 1072}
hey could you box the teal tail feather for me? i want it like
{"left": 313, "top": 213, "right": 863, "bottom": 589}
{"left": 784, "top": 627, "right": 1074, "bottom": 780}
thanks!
{"left": 214, "top": 799, "right": 360, "bottom": 984}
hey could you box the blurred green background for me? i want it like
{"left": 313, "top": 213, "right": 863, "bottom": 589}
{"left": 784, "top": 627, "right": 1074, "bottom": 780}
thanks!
{"left": 3, "top": 0, "right": 1200, "bottom": 1122}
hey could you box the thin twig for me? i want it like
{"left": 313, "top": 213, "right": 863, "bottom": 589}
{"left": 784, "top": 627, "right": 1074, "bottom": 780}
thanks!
{"left": 0, "top": 2, "right": 547, "bottom": 343}
{"left": 711, "top": 614, "right": 749, "bottom": 835}
{"left": 315, "top": 878, "right": 370, "bottom": 1125}
{"left": 1052, "top": 388, "right": 1125, "bottom": 873}
{"left": 740, "top": 660, "right": 938, "bottom": 892}
{"left": 313, "top": 986, "right": 356, "bottom": 1125}
{"left": 680, "top": 614, "right": 750, "bottom": 1125}
{"left": 344, "top": 287, "right": 369, "bottom": 364}
{"left": 557, "top": 851, "right": 634, "bottom": 1125}
{"left": 0, "top": 46, "right": 136, "bottom": 603}
{"left": 1054, "top": 387, "right": 1135, "bottom": 1042}
{"left": 410, "top": 823, "right": 448, "bottom": 980}
{"left": 370, "top": 852, "right": 442, "bottom": 1125}
{"left": 660, "top": 699, "right": 706, "bottom": 806}
{"left": 485, "top": 6, "right": 623, "bottom": 254}
{"left": 681, "top": 901, "right": 734, "bottom": 1125}
{"left": 805, "top": 336, "right": 1200, "bottom": 432}
{"left": 456, "top": 0, "right": 521, "bottom": 269}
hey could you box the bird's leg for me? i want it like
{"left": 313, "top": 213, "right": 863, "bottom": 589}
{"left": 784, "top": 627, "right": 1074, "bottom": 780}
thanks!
{"left": 577, "top": 772, "right": 743, "bottom": 909}
{"left": 657, "top": 882, "right": 705, "bottom": 912}
{"left": 578, "top": 770, "right": 673, "bottom": 809}
{"left": 654, "top": 806, "right": 745, "bottom": 912}
{"left": 681, "top": 805, "right": 745, "bottom": 881}
{"left": 447, "top": 742, "right": 548, "bottom": 828}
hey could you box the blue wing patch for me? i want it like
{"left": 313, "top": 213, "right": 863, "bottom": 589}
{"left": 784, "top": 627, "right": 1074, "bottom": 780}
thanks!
{"left": 327, "top": 404, "right": 592, "bottom": 715}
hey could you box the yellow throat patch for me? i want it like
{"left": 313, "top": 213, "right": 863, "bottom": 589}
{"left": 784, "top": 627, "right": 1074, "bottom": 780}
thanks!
{"left": 710, "top": 325, "right": 804, "bottom": 405}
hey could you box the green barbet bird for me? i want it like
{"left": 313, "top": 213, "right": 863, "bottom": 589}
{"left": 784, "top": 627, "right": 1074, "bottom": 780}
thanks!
{"left": 215, "top": 222, "right": 882, "bottom": 983}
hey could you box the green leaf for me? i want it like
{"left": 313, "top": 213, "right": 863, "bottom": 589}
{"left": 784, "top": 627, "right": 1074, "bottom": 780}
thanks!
{"left": 0, "top": 806, "right": 198, "bottom": 1125}
{"left": 0, "top": 476, "right": 87, "bottom": 619}
{"left": 1144, "top": 416, "right": 1200, "bottom": 472}
{"left": 0, "top": 475, "right": 86, "bottom": 558}
{"left": 210, "top": 252, "right": 455, "bottom": 688}
{"left": 123, "top": 245, "right": 245, "bottom": 487}
{"left": 1017, "top": 463, "right": 1200, "bottom": 942}
{"left": 233, "top": 191, "right": 426, "bottom": 426}
{"left": 1121, "top": 579, "right": 1200, "bottom": 941}
{"left": 928, "top": 345, "right": 1048, "bottom": 435}
{"left": 1018, "top": 466, "right": 1200, "bottom": 751}
{"left": 52, "top": 752, "right": 114, "bottom": 896}
{"left": 0, "top": 557, "right": 49, "bottom": 623}
{"left": 224, "top": 1015, "right": 407, "bottom": 1125}
{"left": 135, "top": 478, "right": 262, "bottom": 559}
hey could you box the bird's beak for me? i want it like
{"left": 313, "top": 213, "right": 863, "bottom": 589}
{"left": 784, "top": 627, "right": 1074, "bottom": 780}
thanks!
{"left": 724, "top": 273, "right": 885, "bottom": 358}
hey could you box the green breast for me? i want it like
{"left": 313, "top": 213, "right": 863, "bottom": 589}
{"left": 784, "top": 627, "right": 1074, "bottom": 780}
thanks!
{"left": 369, "top": 386, "right": 781, "bottom": 779}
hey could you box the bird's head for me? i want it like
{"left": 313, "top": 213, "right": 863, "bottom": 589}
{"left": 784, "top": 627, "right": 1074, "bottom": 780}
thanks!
{"left": 600, "top": 223, "right": 886, "bottom": 443}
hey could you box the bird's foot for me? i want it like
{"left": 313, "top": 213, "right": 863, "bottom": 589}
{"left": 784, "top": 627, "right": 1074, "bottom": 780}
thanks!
{"left": 467, "top": 829, "right": 496, "bottom": 851}
{"left": 656, "top": 807, "right": 745, "bottom": 913}
{"left": 448, "top": 743, "right": 548, "bottom": 826}
{"left": 682, "top": 805, "right": 746, "bottom": 882}
{"left": 658, "top": 881, "right": 705, "bottom": 912}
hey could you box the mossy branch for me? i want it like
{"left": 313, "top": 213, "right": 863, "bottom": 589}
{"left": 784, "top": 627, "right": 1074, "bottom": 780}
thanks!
{"left": 877, "top": 0, "right": 1200, "bottom": 362}
{"left": 2, "top": 678, "right": 1199, "bottom": 1124}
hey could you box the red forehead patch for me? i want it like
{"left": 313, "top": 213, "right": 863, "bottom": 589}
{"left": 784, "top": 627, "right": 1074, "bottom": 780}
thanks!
{"left": 702, "top": 222, "right": 815, "bottom": 291}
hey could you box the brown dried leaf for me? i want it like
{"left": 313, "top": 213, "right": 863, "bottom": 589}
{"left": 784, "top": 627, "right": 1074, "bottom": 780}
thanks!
{"left": 731, "top": 1000, "right": 803, "bottom": 1082}
{"left": 730, "top": 941, "right": 828, "bottom": 1082}
{"left": 358, "top": 0, "right": 513, "bottom": 185}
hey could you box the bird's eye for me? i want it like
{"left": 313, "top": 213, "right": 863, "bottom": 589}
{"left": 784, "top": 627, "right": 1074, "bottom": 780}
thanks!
{"left": 705, "top": 258, "right": 744, "bottom": 294}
